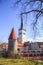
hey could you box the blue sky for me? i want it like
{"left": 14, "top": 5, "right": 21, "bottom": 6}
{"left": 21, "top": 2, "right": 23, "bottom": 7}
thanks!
{"left": 0, "top": 0, "right": 43, "bottom": 43}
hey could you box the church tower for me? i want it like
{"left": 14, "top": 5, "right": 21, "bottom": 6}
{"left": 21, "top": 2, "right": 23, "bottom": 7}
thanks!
{"left": 18, "top": 15, "right": 26, "bottom": 43}
{"left": 8, "top": 28, "right": 17, "bottom": 56}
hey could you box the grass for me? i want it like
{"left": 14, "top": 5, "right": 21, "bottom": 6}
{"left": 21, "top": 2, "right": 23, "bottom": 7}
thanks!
{"left": 0, "top": 58, "right": 43, "bottom": 65}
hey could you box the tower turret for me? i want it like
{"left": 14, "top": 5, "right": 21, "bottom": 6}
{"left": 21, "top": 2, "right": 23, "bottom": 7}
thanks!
{"left": 8, "top": 28, "right": 17, "bottom": 57}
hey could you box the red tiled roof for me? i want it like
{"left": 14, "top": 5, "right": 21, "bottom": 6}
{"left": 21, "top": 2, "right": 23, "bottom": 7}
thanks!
{"left": 2, "top": 43, "right": 8, "bottom": 46}
{"left": 0, "top": 43, "right": 24, "bottom": 48}
{"left": 9, "top": 28, "right": 17, "bottom": 40}
{"left": 17, "top": 43, "right": 24, "bottom": 48}
{"left": 0, "top": 43, "right": 8, "bottom": 48}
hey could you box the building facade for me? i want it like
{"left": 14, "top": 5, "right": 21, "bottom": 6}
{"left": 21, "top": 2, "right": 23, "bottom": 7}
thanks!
{"left": 8, "top": 16, "right": 43, "bottom": 57}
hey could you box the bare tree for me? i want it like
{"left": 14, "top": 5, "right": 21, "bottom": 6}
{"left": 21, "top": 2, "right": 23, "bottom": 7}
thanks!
{"left": 14, "top": 0, "right": 43, "bottom": 37}
{"left": 0, "top": 0, "right": 43, "bottom": 37}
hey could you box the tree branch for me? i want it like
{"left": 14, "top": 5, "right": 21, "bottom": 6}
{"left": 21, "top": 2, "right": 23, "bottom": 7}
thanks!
{"left": 20, "top": 9, "right": 43, "bottom": 15}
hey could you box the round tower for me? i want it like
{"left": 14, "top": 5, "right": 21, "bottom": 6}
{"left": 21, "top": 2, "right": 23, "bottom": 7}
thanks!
{"left": 18, "top": 15, "right": 26, "bottom": 43}
{"left": 8, "top": 28, "right": 17, "bottom": 56}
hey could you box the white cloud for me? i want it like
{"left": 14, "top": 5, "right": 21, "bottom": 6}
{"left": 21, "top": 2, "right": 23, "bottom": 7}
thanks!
{"left": 27, "top": 37, "right": 43, "bottom": 42}
{"left": 35, "top": 37, "right": 43, "bottom": 42}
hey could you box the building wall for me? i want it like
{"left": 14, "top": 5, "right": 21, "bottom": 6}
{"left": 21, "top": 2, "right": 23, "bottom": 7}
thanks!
{"left": 8, "top": 39, "right": 17, "bottom": 55}
{"left": 18, "top": 30, "right": 26, "bottom": 43}
{"left": 30, "top": 43, "right": 40, "bottom": 51}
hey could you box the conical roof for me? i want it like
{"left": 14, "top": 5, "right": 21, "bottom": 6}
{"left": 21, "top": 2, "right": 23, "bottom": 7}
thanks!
{"left": 9, "top": 28, "right": 17, "bottom": 40}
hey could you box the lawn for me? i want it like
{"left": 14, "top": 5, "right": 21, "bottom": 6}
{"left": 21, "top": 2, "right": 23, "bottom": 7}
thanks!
{"left": 0, "top": 58, "right": 43, "bottom": 65}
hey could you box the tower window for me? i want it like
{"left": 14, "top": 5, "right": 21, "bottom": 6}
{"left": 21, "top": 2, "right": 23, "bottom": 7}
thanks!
{"left": 19, "top": 33, "right": 22, "bottom": 35}
{"left": 19, "top": 33, "right": 25, "bottom": 35}
{"left": 23, "top": 33, "right": 25, "bottom": 35}
{"left": 17, "top": 48, "right": 20, "bottom": 52}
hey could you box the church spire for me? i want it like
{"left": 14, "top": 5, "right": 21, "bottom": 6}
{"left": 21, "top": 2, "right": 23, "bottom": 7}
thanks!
{"left": 19, "top": 14, "right": 24, "bottom": 30}
{"left": 18, "top": 15, "right": 26, "bottom": 43}
{"left": 21, "top": 14, "right": 24, "bottom": 30}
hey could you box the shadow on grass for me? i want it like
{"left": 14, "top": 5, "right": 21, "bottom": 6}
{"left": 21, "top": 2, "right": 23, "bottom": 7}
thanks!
{"left": 0, "top": 64, "right": 3, "bottom": 65}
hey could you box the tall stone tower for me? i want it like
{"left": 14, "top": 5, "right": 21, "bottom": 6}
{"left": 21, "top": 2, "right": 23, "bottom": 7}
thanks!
{"left": 8, "top": 28, "right": 17, "bottom": 56}
{"left": 18, "top": 15, "right": 26, "bottom": 43}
